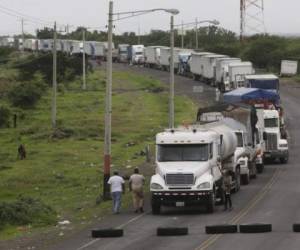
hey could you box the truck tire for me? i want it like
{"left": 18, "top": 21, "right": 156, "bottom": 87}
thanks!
{"left": 151, "top": 200, "right": 161, "bottom": 215}
{"left": 206, "top": 191, "right": 215, "bottom": 213}
{"left": 293, "top": 224, "right": 300, "bottom": 232}
{"left": 256, "top": 164, "right": 264, "bottom": 174}
{"left": 206, "top": 224, "right": 238, "bottom": 234}
{"left": 91, "top": 229, "right": 124, "bottom": 238}
{"left": 239, "top": 223, "right": 272, "bottom": 233}
{"left": 241, "top": 174, "right": 250, "bottom": 185}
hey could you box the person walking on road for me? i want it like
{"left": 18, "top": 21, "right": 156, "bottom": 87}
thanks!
{"left": 129, "top": 168, "right": 145, "bottom": 213}
{"left": 107, "top": 170, "right": 125, "bottom": 214}
{"left": 223, "top": 170, "right": 232, "bottom": 211}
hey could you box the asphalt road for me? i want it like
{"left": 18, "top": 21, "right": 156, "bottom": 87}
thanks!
{"left": 50, "top": 65, "right": 298, "bottom": 250}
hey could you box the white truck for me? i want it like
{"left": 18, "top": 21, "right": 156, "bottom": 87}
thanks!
{"left": 150, "top": 121, "right": 239, "bottom": 214}
{"left": 87, "top": 41, "right": 105, "bottom": 58}
{"left": 144, "top": 46, "right": 165, "bottom": 68}
{"left": 225, "top": 62, "right": 254, "bottom": 91}
{"left": 190, "top": 52, "right": 214, "bottom": 80}
{"left": 160, "top": 48, "right": 192, "bottom": 72}
{"left": 24, "top": 39, "right": 38, "bottom": 51}
{"left": 260, "top": 109, "right": 289, "bottom": 163}
{"left": 198, "top": 105, "right": 264, "bottom": 185}
{"left": 281, "top": 60, "right": 298, "bottom": 76}
{"left": 200, "top": 54, "right": 227, "bottom": 85}
{"left": 215, "top": 58, "right": 241, "bottom": 92}
{"left": 128, "top": 45, "right": 144, "bottom": 65}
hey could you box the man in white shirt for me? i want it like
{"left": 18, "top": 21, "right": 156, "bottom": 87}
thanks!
{"left": 129, "top": 168, "right": 145, "bottom": 213}
{"left": 107, "top": 170, "right": 125, "bottom": 214}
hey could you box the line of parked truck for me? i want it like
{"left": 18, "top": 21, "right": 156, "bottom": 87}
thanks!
{"left": 139, "top": 46, "right": 289, "bottom": 214}
{"left": 0, "top": 36, "right": 289, "bottom": 214}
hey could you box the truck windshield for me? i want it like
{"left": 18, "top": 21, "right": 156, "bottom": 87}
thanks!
{"left": 157, "top": 144, "right": 209, "bottom": 162}
{"left": 235, "top": 132, "right": 244, "bottom": 147}
{"left": 264, "top": 118, "right": 278, "bottom": 128}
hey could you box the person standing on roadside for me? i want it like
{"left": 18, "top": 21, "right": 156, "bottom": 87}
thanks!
{"left": 107, "top": 170, "right": 125, "bottom": 214}
{"left": 129, "top": 168, "right": 145, "bottom": 213}
{"left": 223, "top": 170, "right": 232, "bottom": 211}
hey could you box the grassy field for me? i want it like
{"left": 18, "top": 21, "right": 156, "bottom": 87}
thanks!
{"left": 0, "top": 65, "right": 197, "bottom": 240}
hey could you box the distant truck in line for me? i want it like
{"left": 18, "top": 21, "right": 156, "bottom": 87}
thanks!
{"left": 245, "top": 74, "right": 279, "bottom": 93}
{"left": 117, "top": 44, "right": 129, "bottom": 63}
{"left": 128, "top": 45, "right": 144, "bottom": 65}
{"left": 223, "top": 62, "right": 254, "bottom": 92}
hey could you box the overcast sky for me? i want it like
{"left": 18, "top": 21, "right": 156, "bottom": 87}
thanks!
{"left": 0, "top": 0, "right": 300, "bottom": 36}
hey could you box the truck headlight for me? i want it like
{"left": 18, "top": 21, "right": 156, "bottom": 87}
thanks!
{"left": 150, "top": 183, "right": 163, "bottom": 190}
{"left": 197, "top": 182, "right": 211, "bottom": 189}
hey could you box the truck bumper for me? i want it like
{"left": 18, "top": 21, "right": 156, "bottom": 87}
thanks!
{"left": 151, "top": 191, "right": 212, "bottom": 207}
{"left": 264, "top": 150, "right": 288, "bottom": 159}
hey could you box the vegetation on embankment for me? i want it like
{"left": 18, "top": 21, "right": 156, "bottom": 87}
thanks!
{"left": 0, "top": 53, "right": 197, "bottom": 240}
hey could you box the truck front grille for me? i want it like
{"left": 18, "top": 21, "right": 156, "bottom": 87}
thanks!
{"left": 266, "top": 133, "right": 277, "bottom": 151}
{"left": 166, "top": 174, "right": 194, "bottom": 186}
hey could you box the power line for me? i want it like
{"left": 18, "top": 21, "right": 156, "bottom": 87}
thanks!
{"left": 0, "top": 3, "right": 51, "bottom": 25}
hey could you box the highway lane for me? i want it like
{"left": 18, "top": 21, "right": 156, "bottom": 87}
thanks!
{"left": 200, "top": 82, "right": 300, "bottom": 250}
{"left": 49, "top": 65, "right": 284, "bottom": 250}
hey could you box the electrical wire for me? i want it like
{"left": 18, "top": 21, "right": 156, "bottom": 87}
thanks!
{"left": 0, "top": 2, "right": 52, "bottom": 25}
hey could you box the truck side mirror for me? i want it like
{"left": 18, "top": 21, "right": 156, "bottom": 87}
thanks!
{"left": 263, "top": 132, "right": 268, "bottom": 141}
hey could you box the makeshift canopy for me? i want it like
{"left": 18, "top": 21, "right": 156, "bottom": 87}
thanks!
{"left": 223, "top": 87, "right": 280, "bottom": 104}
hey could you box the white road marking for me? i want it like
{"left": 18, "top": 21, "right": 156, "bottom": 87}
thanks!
{"left": 76, "top": 212, "right": 148, "bottom": 250}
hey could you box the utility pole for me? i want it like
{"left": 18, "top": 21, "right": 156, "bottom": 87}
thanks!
{"left": 195, "top": 18, "right": 198, "bottom": 49}
{"left": 82, "top": 28, "right": 87, "bottom": 90}
{"left": 52, "top": 22, "right": 57, "bottom": 129}
{"left": 181, "top": 20, "right": 184, "bottom": 48}
{"left": 21, "top": 18, "right": 25, "bottom": 54}
{"left": 103, "top": 1, "right": 113, "bottom": 200}
{"left": 138, "top": 23, "right": 141, "bottom": 44}
{"left": 169, "top": 15, "right": 175, "bottom": 128}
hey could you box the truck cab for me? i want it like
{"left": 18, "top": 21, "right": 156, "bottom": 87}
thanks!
{"left": 263, "top": 109, "right": 289, "bottom": 163}
{"left": 150, "top": 124, "right": 237, "bottom": 214}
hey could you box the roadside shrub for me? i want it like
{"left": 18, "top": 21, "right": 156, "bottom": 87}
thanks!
{"left": 0, "top": 105, "right": 11, "bottom": 128}
{"left": 14, "top": 52, "right": 90, "bottom": 85}
{"left": 0, "top": 47, "right": 15, "bottom": 65}
{"left": 8, "top": 73, "right": 47, "bottom": 109}
{"left": 0, "top": 196, "right": 56, "bottom": 228}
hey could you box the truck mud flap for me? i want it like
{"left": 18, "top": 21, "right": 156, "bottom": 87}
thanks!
{"left": 91, "top": 228, "right": 124, "bottom": 238}
{"left": 239, "top": 223, "right": 272, "bottom": 233}
{"left": 157, "top": 227, "right": 188, "bottom": 236}
{"left": 205, "top": 224, "right": 238, "bottom": 234}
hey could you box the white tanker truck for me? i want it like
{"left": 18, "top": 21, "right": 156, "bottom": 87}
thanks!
{"left": 150, "top": 121, "right": 239, "bottom": 214}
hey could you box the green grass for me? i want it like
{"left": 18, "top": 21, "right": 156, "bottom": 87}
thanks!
{"left": 0, "top": 67, "right": 197, "bottom": 240}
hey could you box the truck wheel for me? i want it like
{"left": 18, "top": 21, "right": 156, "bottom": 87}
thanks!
{"left": 151, "top": 201, "right": 161, "bottom": 215}
{"left": 207, "top": 191, "right": 215, "bottom": 213}
{"left": 241, "top": 174, "right": 249, "bottom": 185}
{"left": 256, "top": 164, "right": 264, "bottom": 174}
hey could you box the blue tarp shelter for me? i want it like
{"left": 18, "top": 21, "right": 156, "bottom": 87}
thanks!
{"left": 223, "top": 87, "right": 280, "bottom": 104}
